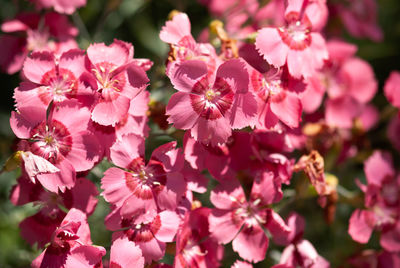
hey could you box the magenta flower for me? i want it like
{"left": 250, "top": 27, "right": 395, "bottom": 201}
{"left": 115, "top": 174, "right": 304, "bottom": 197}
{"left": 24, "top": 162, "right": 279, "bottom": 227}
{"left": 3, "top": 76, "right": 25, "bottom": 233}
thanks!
{"left": 84, "top": 40, "right": 149, "bottom": 126}
{"left": 209, "top": 180, "right": 290, "bottom": 262}
{"left": 32, "top": 208, "right": 105, "bottom": 268}
{"left": 255, "top": 0, "right": 328, "bottom": 78}
{"left": 101, "top": 134, "right": 186, "bottom": 221}
{"left": 10, "top": 100, "right": 101, "bottom": 192}
{"left": 166, "top": 58, "right": 257, "bottom": 145}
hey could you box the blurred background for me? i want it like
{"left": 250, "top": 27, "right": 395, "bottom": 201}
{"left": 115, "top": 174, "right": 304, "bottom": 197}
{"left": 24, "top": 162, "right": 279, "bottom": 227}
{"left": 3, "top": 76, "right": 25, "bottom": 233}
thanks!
{"left": 0, "top": 0, "right": 399, "bottom": 267}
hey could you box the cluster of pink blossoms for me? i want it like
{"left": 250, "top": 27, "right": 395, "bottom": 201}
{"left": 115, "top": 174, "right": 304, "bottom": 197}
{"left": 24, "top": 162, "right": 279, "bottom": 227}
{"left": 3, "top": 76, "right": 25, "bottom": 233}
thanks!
{"left": 2, "top": 0, "right": 400, "bottom": 267}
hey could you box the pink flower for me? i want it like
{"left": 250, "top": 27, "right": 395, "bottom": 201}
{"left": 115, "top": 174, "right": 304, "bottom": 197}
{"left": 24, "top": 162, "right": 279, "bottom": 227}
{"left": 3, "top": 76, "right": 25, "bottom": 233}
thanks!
{"left": 159, "top": 12, "right": 219, "bottom": 73}
{"left": 30, "top": 0, "right": 87, "bottom": 14}
{"left": 273, "top": 213, "right": 330, "bottom": 268}
{"left": 229, "top": 130, "right": 294, "bottom": 187}
{"left": 10, "top": 100, "right": 101, "bottom": 192}
{"left": 232, "top": 260, "right": 253, "bottom": 268}
{"left": 0, "top": 12, "right": 78, "bottom": 74}
{"left": 32, "top": 208, "right": 106, "bottom": 268}
{"left": 183, "top": 131, "right": 231, "bottom": 179}
{"left": 166, "top": 58, "right": 257, "bottom": 145}
{"left": 181, "top": 161, "right": 209, "bottom": 194}
{"left": 349, "top": 250, "right": 400, "bottom": 268}
{"left": 11, "top": 176, "right": 98, "bottom": 248}
{"left": 301, "top": 40, "right": 377, "bottom": 129}
{"left": 101, "top": 134, "right": 186, "bottom": 221}
{"left": 250, "top": 67, "right": 303, "bottom": 129}
{"left": 209, "top": 180, "right": 290, "bottom": 262}
{"left": 115, "top": 90, "right": 150, "bottom": 139}
{"left": 255, "top": 0, "right": 328, "bottom": 78}
{"left": 159, "top": 12, "right": 192, "bottom": 46}
{"left": 14, "top": 49, "right": 87, "bottom": 110}
{"left": 388, "top": 116, "right": 400, "bottom": 152}
{"left": 174, "top": 207, "right": 224, "bottom": 268}
{"left": 84, "top": 39, "right": 149, "bottom": 126}
{"left": 109, "top": 237, "right": 144, "bottom": 268}
{"left": 348, "top": 151, "right": 400, "bottom": 252}
{"left": 384, "top": 71, "right": 400, "bottom": 109}
{"left": 335, "top": 0, "right": 383, "bottom": 41}
{"left": 198, "top": 0, "right": 259, "bottom": 38}
{"left": 108, "top": 209, "right": 180, "bottom": 264}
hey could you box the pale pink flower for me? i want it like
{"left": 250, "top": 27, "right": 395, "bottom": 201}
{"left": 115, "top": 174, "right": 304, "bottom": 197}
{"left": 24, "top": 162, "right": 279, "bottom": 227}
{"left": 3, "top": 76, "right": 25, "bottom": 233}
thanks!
{"left": 255, "top": 0, "right": 328, "bottom": 79}
{"left": 166, "top": 58, "right": 257, "bottom": 145}
{"left": 32, "top": 208, "right": 106, "bottom": 268}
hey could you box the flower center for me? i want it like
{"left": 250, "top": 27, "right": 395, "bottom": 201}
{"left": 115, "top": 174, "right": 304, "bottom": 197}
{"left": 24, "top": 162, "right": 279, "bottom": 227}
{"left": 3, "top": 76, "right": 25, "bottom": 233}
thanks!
{"left": 278, "top": 18, "right": 311, "bottom": 50}
{"left": 234, "top": 199, "right": 265, "bottom": 228}
{"left": 39, "top": 68, "right": 78, "bottom": 104}
{"left": 205, "top": 89, "right": 219, "bottom": 101}
{"left": 190, "top": 76, "right": 234, "bottom": 120}
{"left": 29, "top": 120, "right": 72, "bottom": 164}
{"left": 123, "top": 215, "right": 161, "bottom": 242}
{"left": 92, "top": 62, "right": 126, "bottom": 101}
{"left": 125, "top": 159, "right": 166, "bottom": 200}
